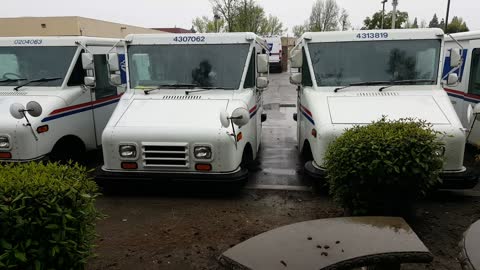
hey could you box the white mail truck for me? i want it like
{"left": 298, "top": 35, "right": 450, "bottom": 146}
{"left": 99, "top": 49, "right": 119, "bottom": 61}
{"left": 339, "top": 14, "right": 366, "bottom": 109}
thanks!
{"left": 98, "top": 33, "right": 269, "bottom": 184}
{"left": 264, "top": 35, "right": 283, "bottom": 72}
{"left": 443, "top": 31, "right": 480, "bottom": 146}
{"left": 290, "top": 29, "right": 477, "bottom": 189}
{"left": 0, "top": 36, "right": 125, "bottom": 162}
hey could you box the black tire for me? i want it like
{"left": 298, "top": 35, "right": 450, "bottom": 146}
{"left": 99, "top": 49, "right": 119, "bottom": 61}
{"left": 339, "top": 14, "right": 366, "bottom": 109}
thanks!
{"left": 49, "top": 136, "right": 86, "bottom": 163}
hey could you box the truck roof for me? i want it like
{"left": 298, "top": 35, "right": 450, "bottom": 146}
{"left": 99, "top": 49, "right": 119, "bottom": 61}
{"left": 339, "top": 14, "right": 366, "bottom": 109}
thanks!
{"left": 126, "top": 32, "right": 267, "bottom": 48}
{"left": 0, "top": 36, "right": 120, "bottom": 47}
{"left": 445, "top": 30, "right": 480, "bottom": 42}
{"left": 298, "top": 28, "right": 444, "bottom": 43}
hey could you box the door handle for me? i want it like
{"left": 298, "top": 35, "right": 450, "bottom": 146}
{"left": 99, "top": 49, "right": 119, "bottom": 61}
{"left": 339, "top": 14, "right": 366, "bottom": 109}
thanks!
{"left": 451, "top": 101, "right": 457, "bottom": 104}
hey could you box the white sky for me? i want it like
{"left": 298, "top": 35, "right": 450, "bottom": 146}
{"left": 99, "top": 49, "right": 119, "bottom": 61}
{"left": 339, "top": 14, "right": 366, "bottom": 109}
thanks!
{"left": 1, "top": 0, "right": 478, "bottom": 34}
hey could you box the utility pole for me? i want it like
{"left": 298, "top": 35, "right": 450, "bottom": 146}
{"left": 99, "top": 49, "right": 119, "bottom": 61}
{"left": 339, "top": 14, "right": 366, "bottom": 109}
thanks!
{"left": 381, "top": 0, "right": 388, "bottom": 29}
{"left": 445, "top": 0, "right": 451, "bottom": 32}
{"left": 391, "top": 0, "right": 398, "bottom": 29}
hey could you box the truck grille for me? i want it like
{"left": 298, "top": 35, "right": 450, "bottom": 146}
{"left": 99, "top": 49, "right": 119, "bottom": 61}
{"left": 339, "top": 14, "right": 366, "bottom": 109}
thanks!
{"left": 142, "top": 143, "right": 189, "bottom": 168}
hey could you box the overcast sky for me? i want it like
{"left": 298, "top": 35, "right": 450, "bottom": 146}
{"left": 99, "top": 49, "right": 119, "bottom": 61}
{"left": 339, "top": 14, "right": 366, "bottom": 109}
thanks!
{"left": 1, "top": 0, "right": 478, "bottom": 34}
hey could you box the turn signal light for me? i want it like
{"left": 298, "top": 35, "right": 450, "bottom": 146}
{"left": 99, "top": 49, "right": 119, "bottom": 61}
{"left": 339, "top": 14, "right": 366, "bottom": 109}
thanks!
{"left": 37, "top": 125, "right": 49, "bottom": 134}
{"left": 237, "top": 132, "right": 243, "bottom": 142}
{"left": 121, "top": 162, "right": 138, "bottom": 169}
{"left": 311, "top": 128, "right": 317, "bottom": 138}
{"left": 0, "top": 152, "right": 12, "bottom": 159}
{"left": 195, "top": 164, "right": 212, "bottom": 171}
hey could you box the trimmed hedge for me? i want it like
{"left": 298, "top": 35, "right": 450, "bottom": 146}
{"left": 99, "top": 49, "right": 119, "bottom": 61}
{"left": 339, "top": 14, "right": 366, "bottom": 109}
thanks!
{"left": 324, "top": 117, "right": 444, "bottom": 215}
{"left": 0, "top": 162, "right": 101, "bottom": 269}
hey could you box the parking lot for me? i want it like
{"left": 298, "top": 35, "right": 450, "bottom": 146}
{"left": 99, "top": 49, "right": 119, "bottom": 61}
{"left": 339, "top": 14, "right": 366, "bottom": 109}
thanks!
{"left": 84, "top": 71, "right": 480, "bottom": 270}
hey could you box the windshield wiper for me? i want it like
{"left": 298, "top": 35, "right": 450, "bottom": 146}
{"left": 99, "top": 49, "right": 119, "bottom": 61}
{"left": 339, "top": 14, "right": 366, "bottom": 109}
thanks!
{"left": 378, "top": 79, "right": 436, "bottom": 92}
{"left": 14, "top": 77, "right": 62, "bottom": 91}
{"left": 143, "top": 83, "right": 198, "bottom": 95}
{"left": 334, "top": 81, "right": 391, "bottom": 93}
{"left": 185, "top": 87, "right": 234, "bottom": 95}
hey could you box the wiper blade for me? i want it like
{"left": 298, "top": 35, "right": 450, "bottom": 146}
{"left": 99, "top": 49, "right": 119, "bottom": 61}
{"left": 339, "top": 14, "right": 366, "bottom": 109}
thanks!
{"left": 334, "top": 81, "right": 391, "bottom": 93}
{"left": 143, "top": 83, "right": 198, "bottom": 95}
{"left": 379, "top": 79, "right": 436, "bottom": 92}
{"left": 14, "top": 77, "right": 62, "bottom": 91}
{"left": 185, "top": 87, "right": 234, "bottom": 95}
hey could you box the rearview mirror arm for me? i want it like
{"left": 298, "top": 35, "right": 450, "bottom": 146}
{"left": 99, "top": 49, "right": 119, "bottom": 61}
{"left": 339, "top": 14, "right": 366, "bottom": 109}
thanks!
{"left": 227, "top": 116, "right": 243, "bottom": 150}
{"left": 17, "top": 109, "right": 38, "bottom": 141}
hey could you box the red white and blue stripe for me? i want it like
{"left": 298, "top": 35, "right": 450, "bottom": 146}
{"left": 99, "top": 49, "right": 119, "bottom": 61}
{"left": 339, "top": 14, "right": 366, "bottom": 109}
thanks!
{"left": 41, "top": 94, "right": 122, "bottom": 123}
{"left": 300, "top": 104, "right": 315, "bottom": 125}
{"left": 444, "top": 88, "right": 480, "bottom": 104}
{"left": 249, "top": 105, "right": 259, "bottom": 119}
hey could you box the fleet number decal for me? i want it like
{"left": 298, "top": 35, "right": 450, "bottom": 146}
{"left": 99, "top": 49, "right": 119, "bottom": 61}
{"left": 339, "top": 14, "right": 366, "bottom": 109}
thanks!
{"left": 356, "top": 33, "right": 388, "bottom": 39}
{"left": 14, "top": 39, "right": 43, "bottom": 45}
{"left": 173, "top": 36, "right": 206, "bottom": 42}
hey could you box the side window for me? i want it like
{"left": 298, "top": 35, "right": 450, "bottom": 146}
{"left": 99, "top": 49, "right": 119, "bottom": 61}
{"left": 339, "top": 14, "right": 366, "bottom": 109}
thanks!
{"left": 244, "top": 48, "right": 256, "bottom": 88}
{"left": 67, "top": 51, "right": 86, "bottom": 86}
{"left": 469, "top": 49, "right": 480, "bottom": 95}
{"left": 302, "top": 48, "right": 313, "bottom": 87}
{"left": 93, "top": 55, "right": 117, "bottom": 99}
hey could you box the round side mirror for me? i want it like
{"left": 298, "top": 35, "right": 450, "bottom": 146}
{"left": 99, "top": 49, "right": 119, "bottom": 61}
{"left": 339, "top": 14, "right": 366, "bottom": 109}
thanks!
{"left": 26, "top": 101, "right": 43, "bottom": 117}
{"left": 220, "top": 111, "right": 230, "bottom": 128}
{"left": 10, "top": 103, "right": 25, "bottom": 119}
{"left": 231, "top": 107, "right": 250, "bottom": 127}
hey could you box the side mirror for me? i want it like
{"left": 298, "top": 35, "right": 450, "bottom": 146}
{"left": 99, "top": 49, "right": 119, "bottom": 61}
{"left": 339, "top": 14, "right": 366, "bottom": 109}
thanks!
{"left": 257, "top": 77, "right": 268, "bottom": 89}
{"left": 110, "top": 74, "right": 122, "bottom": 86}
{"left": 231, "top": 107, "right": 250, "bottom": 127}
{"left": 450, "top": 49, "right": 462, "bottom": 68}
{"left": 108, "top": 53, "right": 120, "bottom": 72}
{"left": 84, "top": 76, "right": 95, "bottom": 87}
{"left": 82, "top": 53, "right": 94, "bottom": 70}
{"left": 447, "top": 73, "right": 459, "bottom": 85}
{"left": 257, "top": 54, "right": 269, "bottom": 74}
{"left": 290, "top": 49, "right": 302, "bottom": 69}
{"left": 290, "top": 73, "right": 302, "bottom": 85}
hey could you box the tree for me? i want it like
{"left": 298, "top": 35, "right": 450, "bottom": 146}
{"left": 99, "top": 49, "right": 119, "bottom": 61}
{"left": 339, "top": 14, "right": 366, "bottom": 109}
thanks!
{"left": 292, "top": 0, "right": 349, "bottom": 34}
{"left": 192, "top": 16, "right": 226, "bottom": 33}
{"left": 339, "top": 8, "right": 350, "bottom": 31}
{"left": 292, "top": 24, "right": 307, "bottom": 38}
{"left": 210, "top": 0, "right": 239, "bottom": 32}
{"left": 412, "top": 17, "right": 419, "bottom": 28}
{"left": 446, "top": 16, "right": 469, "bottom": 33}
{"left": 258, "top": 15, "right": 285, "bottom": 36}
{"left": 420, "top": 19, "right": 427, "bottom": 28}
{"left": 363, "top": 10, "right": 408, "bottom": 29}
{"left": 428, "top": 14, "right": 439, "bottom": 28}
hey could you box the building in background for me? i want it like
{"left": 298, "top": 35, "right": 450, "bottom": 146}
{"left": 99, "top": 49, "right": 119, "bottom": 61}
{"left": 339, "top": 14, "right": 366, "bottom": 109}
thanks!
{"left": 152, "top": 27, "right": 195, "bottom": 33}
{"left": 0, "top": 16, "right": 164, "bottom": 38}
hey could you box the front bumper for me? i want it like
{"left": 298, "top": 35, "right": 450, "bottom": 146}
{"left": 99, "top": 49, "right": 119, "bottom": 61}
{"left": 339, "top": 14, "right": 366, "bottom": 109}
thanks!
{"left": 0, "top": 154, "right": 47, "bottom": 163}
{"left": 304, "top": 161, "right": 479, "bottom": 189}
{"left": 96, "top": 166, "right": 249, "bottom": 183}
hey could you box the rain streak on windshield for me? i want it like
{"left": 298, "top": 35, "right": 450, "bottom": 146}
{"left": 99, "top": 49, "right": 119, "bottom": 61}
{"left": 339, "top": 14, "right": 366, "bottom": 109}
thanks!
{"left": 307, "top": 39, "right": 441, "bottom": 87}
{"left": 127, "top": 44, "right": 250, "bottom": 89}
{"left": 0, "top": 46, "right": 77, "bottom": 86}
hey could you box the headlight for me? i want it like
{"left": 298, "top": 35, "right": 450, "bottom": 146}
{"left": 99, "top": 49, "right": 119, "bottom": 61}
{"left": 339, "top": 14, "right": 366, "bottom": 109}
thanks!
{"left": 194, "top": 146, "right": 212, "bottom": 159}
{"left": 0, "top": 136, "right": 10, "bottom": 149}
{"left": 119, "top": 145, "right": 137, "bottom": 158}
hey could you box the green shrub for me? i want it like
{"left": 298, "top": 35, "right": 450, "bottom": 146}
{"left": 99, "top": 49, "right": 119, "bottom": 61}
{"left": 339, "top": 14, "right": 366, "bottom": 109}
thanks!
{"left": 0, "top": 162, "right": 101, "bottom": 269}
{"left": 324, "top": 117, "right": 444, "bottom": 215}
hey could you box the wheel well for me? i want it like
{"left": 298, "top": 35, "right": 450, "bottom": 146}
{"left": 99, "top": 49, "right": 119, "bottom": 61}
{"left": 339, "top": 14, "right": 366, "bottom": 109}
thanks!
{"left": 51, "top": 135, "right": 86, "bottom": 158}
{"left": 241, "top": 143, "right": 254, "bottom": 166}
{"left": 301, "top": 140, "right": 313, "bottom": 161}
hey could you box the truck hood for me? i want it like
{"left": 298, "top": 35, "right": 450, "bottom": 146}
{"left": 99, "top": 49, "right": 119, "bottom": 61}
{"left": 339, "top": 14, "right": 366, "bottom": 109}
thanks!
{"left": 115, "top": 99, "right": 229, "bottom": 128}
{"left": 328, "top": 96, "right": 450, "bottom": 124}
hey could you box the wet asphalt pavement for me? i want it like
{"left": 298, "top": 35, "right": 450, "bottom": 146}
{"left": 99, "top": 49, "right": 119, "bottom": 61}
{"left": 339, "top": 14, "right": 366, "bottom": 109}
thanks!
{"left": 246, "top": 72, "right": 312, "bottom": 190}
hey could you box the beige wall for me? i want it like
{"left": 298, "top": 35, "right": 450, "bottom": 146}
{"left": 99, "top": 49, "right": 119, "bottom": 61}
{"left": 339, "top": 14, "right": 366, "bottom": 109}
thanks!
{"left": 0, "top": 16, "right": 164, "bottom": 38}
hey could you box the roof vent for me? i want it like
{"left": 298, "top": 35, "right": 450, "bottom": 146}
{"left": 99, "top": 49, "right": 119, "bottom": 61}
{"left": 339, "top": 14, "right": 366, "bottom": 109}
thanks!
{"left": 357, "top": 92, "right": 399, "bottom": 97}
{"left": 0, "top": 91, "right": 28, "bottom": 96}
{"left": 162, "top": 95, "right": 201, "bottom": 100}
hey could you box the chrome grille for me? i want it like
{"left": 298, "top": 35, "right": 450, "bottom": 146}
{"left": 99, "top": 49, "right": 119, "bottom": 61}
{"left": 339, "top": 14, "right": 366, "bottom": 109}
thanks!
{"left": 142, "top": 143, "right": 189, "bottom": 168}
